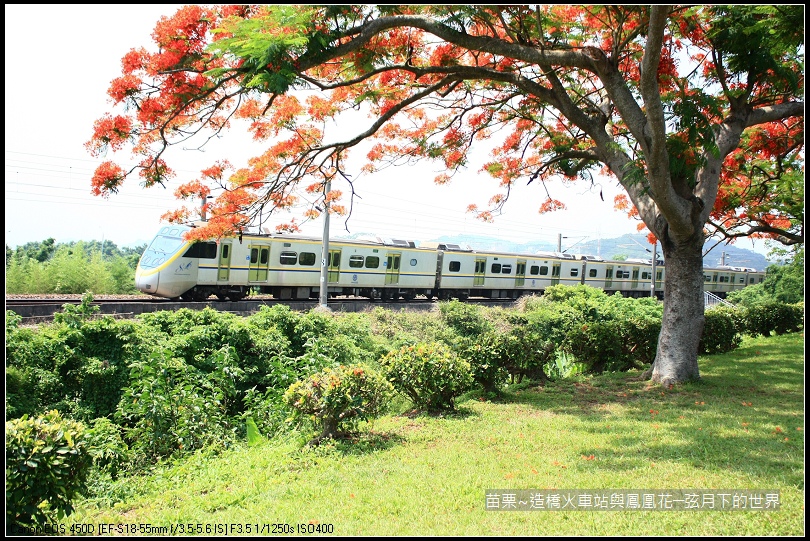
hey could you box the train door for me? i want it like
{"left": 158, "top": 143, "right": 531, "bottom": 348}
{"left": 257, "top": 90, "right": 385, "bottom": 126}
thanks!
{"left": 248, "top": 244, "right": 270, "bottom": 282}
{"left": 385, "top": 252, "right": 401, "bottom": 285}
{"left": 515, "top": 259, "right": 526, "bottom": 287}
{"left": 217, "top": 242, "right": 232, "bottom": 282}
{"left": 328, "top": 250, "right": 341, "bottom": 283}
{"left": 655, "top": 269, "right": 663, "bottom": 291}
{"left": 631, "top": 266, "right": 640, "bottom": 289}
{"left": 474, "top": 258, "right": 486, "bottom": 286}
{"left": 605, "top": 265, "right": 614, "bottom": 289}
{"left": 551, "top": 263, "right": 561, "bottom": 285}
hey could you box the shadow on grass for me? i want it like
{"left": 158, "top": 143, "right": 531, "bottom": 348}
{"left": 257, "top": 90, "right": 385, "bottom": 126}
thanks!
{"left": 491, "top": 332, "right": 804, "bottom": 485}
{"left": 315, "top": 430, "right": 407, "bottom": 456}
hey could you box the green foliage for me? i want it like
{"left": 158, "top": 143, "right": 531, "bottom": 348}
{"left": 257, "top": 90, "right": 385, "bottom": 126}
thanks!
{"left": 743, "top": 301, "right": 804, "bottom": 338}
{"left": 545, "top": 350, "right": 585, "bottom": 380}
{"left": 438, "top": 299, "right": 494, "bottom": 337}
{"left": 84, "top": 417, "right": 131, "bottom": 479}
{"left": 241, "top": 387, "right": 290, "bottom": 440}
{"left": 5, "top": 312, "right": 141, "bottom": 422}
{"left": 367, "top": 307, "right": 456, "bottom": 350}
{"left": 245, "top": 417, "right": 264, "bottom": 446}
{"left": 520, "top": 286, "right": 662, "bottom": 373}
{"left": 728, "top": 250, "right": 804, "bottom": 307}
{"left": 454, "top": 332, "right": 510, "bottom": 395}
{"left": 6, "top": 411, "right": 92, "bottom": 528}
{"left": 115, "top": 349, "right": 240, "bottom": 466}
{"left": 53, "top": 292, "right": 100, "bottom": 328}
{"left": 283, "top": 364, "right": 394, "bottom": 442}
{"left": 380, "top": 342, "right": 473, "bottom": 412}
{"left": 5, "top": 239, "right": 143, "bottom": 294}
{"left": 5, "top": 365, "right": 37, "bottom": 420}
{"left": 700, "top": 306, "right": 744, "bottom": 354}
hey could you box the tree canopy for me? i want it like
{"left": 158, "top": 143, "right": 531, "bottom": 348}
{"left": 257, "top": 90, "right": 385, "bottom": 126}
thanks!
{"left": 86, "top": 5, "right": 804, "bottom": 385}
{"left": 86, "top": 4, "right": 804, "bottom": 246}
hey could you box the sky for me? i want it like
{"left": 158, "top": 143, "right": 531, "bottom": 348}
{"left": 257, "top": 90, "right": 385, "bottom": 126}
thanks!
{"left": 4, "top": 4, "right": 773, "bottom": 258}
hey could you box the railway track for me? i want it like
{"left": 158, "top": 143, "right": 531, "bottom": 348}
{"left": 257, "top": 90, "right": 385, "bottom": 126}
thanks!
{"left": 5, "top": 295, "right": 516, "bottom": 324}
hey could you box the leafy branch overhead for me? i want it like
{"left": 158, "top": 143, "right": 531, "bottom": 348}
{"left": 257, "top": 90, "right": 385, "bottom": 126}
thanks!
{"left": 86, "top": 5, "right": 803, "bottom": 246}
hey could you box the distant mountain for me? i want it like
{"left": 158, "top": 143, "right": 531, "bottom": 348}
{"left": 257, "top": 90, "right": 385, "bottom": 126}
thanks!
{"left": 428, "top": 233, "right": 771, "bottom": 271}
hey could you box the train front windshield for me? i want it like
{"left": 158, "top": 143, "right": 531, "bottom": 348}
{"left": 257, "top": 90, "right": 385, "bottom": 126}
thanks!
{"left": 138, "top": 226, "right": 189, "bottom": 270}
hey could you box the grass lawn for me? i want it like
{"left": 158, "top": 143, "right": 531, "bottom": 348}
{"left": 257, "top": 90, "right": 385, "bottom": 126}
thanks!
{"left": 63, "top": 332, "right": 804, "bottom": 536}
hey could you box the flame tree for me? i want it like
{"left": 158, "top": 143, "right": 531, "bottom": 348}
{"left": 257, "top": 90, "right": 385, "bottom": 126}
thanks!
{"left": 86, "top": 5, "right": 804, "bottom": 385}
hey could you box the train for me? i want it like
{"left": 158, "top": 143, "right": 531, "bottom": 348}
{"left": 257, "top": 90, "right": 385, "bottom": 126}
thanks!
{"left": 135, "top": 222, "right": 766, "bottom": 302}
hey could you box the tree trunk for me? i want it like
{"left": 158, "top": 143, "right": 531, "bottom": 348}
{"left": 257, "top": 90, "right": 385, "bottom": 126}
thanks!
{"left": 648, "top": 234, "right": 705, "bottom": 386}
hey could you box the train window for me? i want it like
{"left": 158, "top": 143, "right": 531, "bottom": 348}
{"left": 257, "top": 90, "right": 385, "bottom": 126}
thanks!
{"left": 712, "top": 275, "right": 718, "bottom": 282}
{"left": 617, "top": 271, "right": 630, "bottom": 279}
{"left": 570, "top": 268, "right": 578, "bottom": 277}
{"left": 739, "top": 277, "right": 745, "bottom": 284}
{"left": 250, "top": 248, "right": 258, "bottom": 264}
{"left": 330, "top": 252, "right": 341, "bottom": 266}
{"left": 656, "top": 271, "right": 663, "bottom": 280}
{"left": 222, "top": 245, "right": 229, "bottom": 259}
{"left": 183, "top": 242, "right": 217, "bottom": 259}
{"left": 719, "top": 275, "right": 729, "bottom": 283}
{"left": 749, "top": 277, "right": 756, "bottom": 284}
{"left": 606, "top": 268, "right": 613, "bottom": 279}
{"left": 539, "top": 266, "right": 549, "bottom": 276}
{"left": 299, "top": 252, "right": 316, "bottom": 266}
{"left": 704, "top": 275, "right": 711, "bottom": 282}
{"left": 260, "top": 249, "right": 269, "bottom": 265}
{"left": 491, "top": 263, "right": 502, "bottom": 273}
{"left": 641, "top": 271, "right": 651, "bottom": 280}
{"left": 475, "top": 261, "right": 485, "bottom": 273}
{"left": 365, "top": 256, "right": 380, "bottom": 269}
{"left": 589, "top": 268, "right": 597, "bottom": 278}
{"left": 349, "top": 255, "right": 364, "bottom": 268}
{"left": 530, "top": 265, "right": 539, "bottom": 275}
{"left": 501, "top": 265, "right": 512, "bottom": 274}
{"left": 280, "top": 251, "right": 298, "bottom": 265}
{"left": 449, "top": 261, "right": 461, "bottom": 272}
{"left": 410, "top": 258, "right": 418, "bottom": 266}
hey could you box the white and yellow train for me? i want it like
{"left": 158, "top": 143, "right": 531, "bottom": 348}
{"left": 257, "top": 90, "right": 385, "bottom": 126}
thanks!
{"left": 135, "top": 223, "right": 766, "bottom": 302}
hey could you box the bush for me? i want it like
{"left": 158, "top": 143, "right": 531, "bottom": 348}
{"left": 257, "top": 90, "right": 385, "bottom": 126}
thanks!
{"left": 6, "top": 411, "right": 92, "bottom": 528}
{"left": 744, "top": 301, "right": 804, "bottom": 337}
{"left": 564, "top": 320, "right": 626, "bottom": 373}
{"left": 84, "top": 417, "right": 131, "bottom": 479}
{"left": 115, "top": 349, "right": 240, "bottom": 466}
{"left": 438, "top": 300, "right": 494, "bottom": 337}
{"left": 283, "top": 364, "right": 394, "bottom": 443}
{"left": 454, "top": 332, "right": 510, "bottom": 395}
{"left": 700, "top": 306, "right": 743, "bottom": 354}
{"left": 380, "top": 342, "right": 473, "bottom": 412}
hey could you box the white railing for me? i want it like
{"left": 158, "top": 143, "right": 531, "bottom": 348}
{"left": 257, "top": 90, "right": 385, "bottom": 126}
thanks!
{"left": 704, "top": 291, "right": 735, "bottom": 309}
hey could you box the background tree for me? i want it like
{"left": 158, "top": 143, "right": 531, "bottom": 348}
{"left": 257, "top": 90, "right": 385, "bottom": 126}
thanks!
{"left": 86, "top": 5, "right": 804, "bottom": 385}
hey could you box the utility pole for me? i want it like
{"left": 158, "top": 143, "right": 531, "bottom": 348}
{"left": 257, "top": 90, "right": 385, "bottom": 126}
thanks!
{"left": 557, "top": 233, "right": 562, "bottom": 252}
{"left": 721, "top": 251, "right": 726, "bottom": 266}
{"left": 319, "top": 180, "right": 331, "bottom": 309}
{"left": 650, "top": 242, "right": 657, "bottom": 298}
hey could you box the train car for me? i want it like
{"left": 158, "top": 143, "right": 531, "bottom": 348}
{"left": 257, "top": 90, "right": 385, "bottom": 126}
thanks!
{"left": 135, "top": 223, "right": 438, "bottom": 301}
{"left": 430, "top": 245, "right": 582, "bottom": 300}
{"left": 703, "top": 265, "right": 765, "bottom": 296}
{"left": 576, "top": 258, "right": 663, "bottom": 298}
{"left": 136, "top": 222, "right": 765, "bottom": 303}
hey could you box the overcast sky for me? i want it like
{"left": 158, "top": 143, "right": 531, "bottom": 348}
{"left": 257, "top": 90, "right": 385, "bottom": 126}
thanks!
{"left": 4, "top": 4, "right": 771, "bottom": 258}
